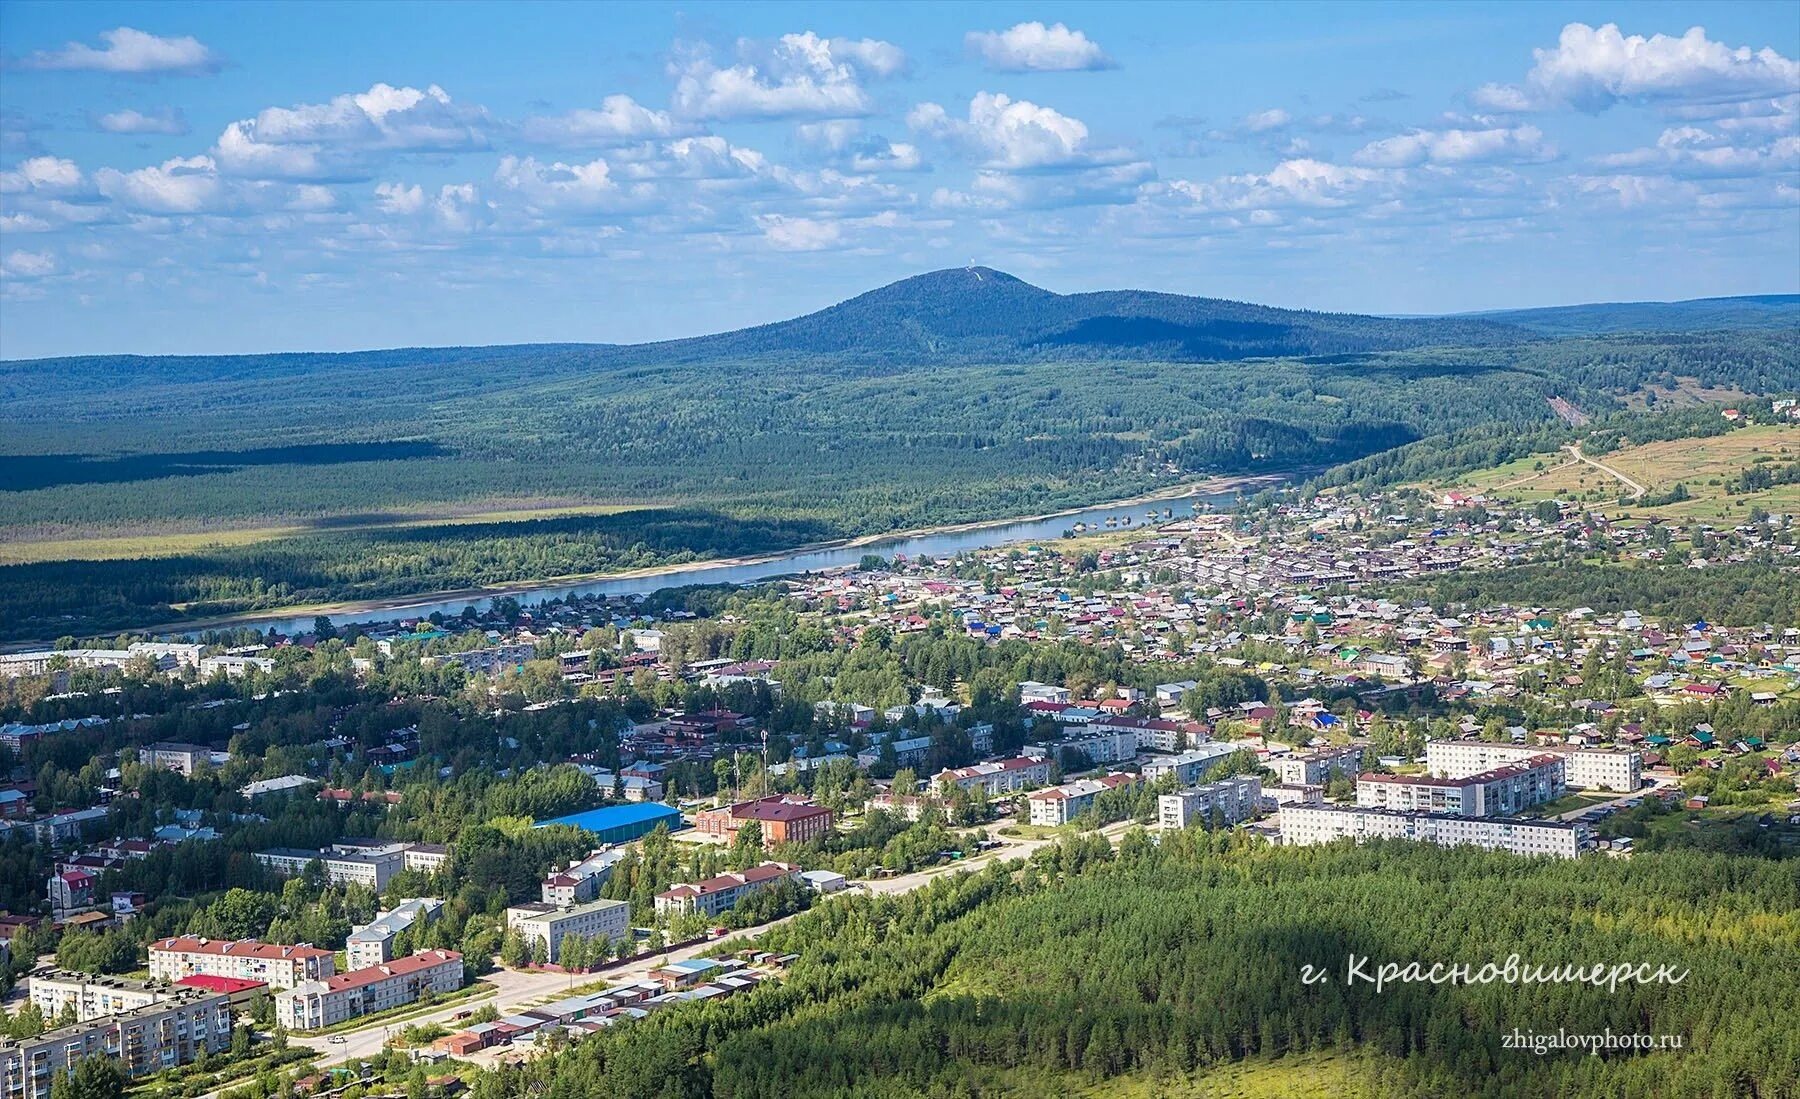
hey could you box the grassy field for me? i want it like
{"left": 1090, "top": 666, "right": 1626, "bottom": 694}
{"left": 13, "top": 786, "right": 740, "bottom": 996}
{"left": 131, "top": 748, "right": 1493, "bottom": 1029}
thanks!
{"left": 1442, "top": 422, "right": 1800, "bottom": 521}
{"left": 0, "top": 502, "right": 657, "bottom": 565}
{"left": 971, "top": 1052, "right": 1391, "bottom": 1098}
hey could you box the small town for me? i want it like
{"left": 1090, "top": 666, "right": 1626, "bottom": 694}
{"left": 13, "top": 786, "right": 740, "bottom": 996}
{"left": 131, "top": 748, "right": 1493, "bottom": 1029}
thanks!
{"left": 0, "top": 409, "right": 1794, "bottom": 1099}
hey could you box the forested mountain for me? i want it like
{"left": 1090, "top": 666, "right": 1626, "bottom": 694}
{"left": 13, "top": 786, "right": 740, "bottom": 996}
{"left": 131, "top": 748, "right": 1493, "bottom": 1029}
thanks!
{"left": 617, "top": 267, "right": 1531, "bottom": 364}
{"left": 1475, "top": 294, "right": 1800, "bottom": 336}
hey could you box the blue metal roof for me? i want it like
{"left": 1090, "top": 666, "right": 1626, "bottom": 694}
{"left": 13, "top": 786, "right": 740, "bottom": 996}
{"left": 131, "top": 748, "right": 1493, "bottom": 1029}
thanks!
{"left": 535, "top": 801, "right": 685, "bottom": 832}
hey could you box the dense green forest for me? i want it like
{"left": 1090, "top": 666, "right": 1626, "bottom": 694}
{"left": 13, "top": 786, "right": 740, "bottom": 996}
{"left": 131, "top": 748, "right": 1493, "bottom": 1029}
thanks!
{"left": 0, "top": 510, "right": 835, "bottom": 640}
{"left": 452, "top": 837, "right": 1799, "bottom": 1099}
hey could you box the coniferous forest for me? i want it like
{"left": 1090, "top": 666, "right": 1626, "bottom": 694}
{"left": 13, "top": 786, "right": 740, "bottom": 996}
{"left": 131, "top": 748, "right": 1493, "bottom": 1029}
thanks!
{"left": 451, "top": 836, "right": 1800, "bottom": 1099}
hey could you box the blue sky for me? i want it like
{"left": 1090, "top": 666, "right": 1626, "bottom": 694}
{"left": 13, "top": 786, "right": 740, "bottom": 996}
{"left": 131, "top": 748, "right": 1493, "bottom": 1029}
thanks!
{"left": 2, "top": 1, "right": 1796, "bottom": 358}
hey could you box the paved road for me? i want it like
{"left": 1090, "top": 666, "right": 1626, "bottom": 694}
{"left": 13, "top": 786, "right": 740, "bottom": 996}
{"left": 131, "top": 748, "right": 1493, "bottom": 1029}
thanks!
{"left": 1548, "top": 776, "right": 1674, "bottom": 822}
{"left": 295, "top": 818, "right": 1130, "bottom": 1072}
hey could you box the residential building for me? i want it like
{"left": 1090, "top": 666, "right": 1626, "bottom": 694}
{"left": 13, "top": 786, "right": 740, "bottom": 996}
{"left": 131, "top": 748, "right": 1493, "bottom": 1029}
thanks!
{"left": 46, "top": 871, "right": 94, "bottom": 919}
{"left": 148, "top": 937, "right": 334, "bottom": 991}
{"left": 1026, "top": 773, "right": 1140, "bottom": 827}
{"left": 654, "top": 863, "right": 801, "bottom": 919}
{"left": 401, "top": 843, "right": 451, "bottom": 874}
{"left": 138, "top": 743, "right": 220, "bottom": 777}
{"left": 693, "top": 796, "right": 834, "bottom": 846}
{"left": 1057, "top": 726, "right": 1139, "bottom": 764}
{"left": 1356, "top": 755, "right": 1565, "bottom": 817}
{"left": 540, "top": 848, "right": 626, "bottom": 906}
{"left": 1140, "top": 744, "right": 1236, "bottom": 786}
{"left": 253, "top": 847, "right": 402, "bottom": 891}
{"left": 275, "top": 949, "right": 463, "bottom": 1031}
{"left": 931, "top": 756, "right": 1051, "bottom": 795}
{"left": 1280, "top": 805, "right": 1585, "bottom": 859}
{"left": 503, "top": 899, "right": 631, "bottom": 963}
{"left": 1, "top": 990, "right": 230, "bottom": 1099}
{"left": 347, "top": 899, "right": 441, "bottom": 969}
{"left": 1425, "top": 741, "right": 1642, "bottom": 793}
{"left": 28, "top": 973, "right": 165, "bottom": 1023}
{"left": 1272, "top": 747, "right": 1365, "bottom": 787}
{"left": 1158, "top": 776, "right": 1262, "bottom": 830}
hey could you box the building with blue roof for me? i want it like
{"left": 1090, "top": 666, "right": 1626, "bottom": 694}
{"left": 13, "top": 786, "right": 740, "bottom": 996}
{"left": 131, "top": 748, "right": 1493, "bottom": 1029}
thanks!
{"left": 534, "top": 801, "right": 685, "bottom": 844}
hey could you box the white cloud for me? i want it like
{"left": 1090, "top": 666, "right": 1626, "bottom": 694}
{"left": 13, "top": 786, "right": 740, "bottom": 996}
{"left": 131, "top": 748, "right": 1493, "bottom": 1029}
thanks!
{"left": 522, "top": 96, "right": 683, "bottom": 146}
{"left": 1474, "top": 22, "right": 1800, "bottom": 113}
{"left": 852, "top": 141, "right": 923, "bottom": 172}
{"left": 95, "top": 107, "right": 190, "bottom": 135}
{"left": 909, "top": 91, "right": 1130, "bottom": 170}
{"left": 376, "top": 181, "right": 485, "bottom": 231}
{"left": 213, "top": 83, "right": 493, "bottom": 180}
{"left": 1354, "top": 125, "right": 1555, "bottom": 167}
{"left": 671, "top": 32, "right": 904, "bottom": 121}
{"left": 1593, "top": 126, "right": 1800, "bottom": 178}
{"left": 1244, "top": 108, "right": 1291, "bottom": 133}
{"left": 94, "top": 154, "right": 221, "bottom": 213}
{"left": 21, "top": 26, "right": 220, "bottom": 75}
{"left": 0, "top": 249, "right": 56, "bottom": 278}
{"left": 493, "top": 154, "right": 656, "bottom": 214}
{"left": 0, "top": 212, "right": 51, "bottom": 232}
{"left": 1166, "top": 158, "right": 1400, "bottom": 212}
{"left": 966, "top": 22, "right": 1114, "bottom": 73}
{"left": 0, "top": 156, "right": 84, "bottom": 193}
{"left": 755, "top": 213, "right": 842, "bottom": 250}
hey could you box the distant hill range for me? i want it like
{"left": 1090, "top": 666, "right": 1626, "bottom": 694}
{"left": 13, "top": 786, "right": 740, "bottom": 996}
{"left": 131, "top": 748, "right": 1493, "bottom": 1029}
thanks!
{"left": 10, "top": 270, "right": 1795, "bottom": 375}
{"left": 618, "top": 266, "right": 1531, "bottom": 364}
{"left": 1470, "top": 294, "right": 1800, "bottom": 336}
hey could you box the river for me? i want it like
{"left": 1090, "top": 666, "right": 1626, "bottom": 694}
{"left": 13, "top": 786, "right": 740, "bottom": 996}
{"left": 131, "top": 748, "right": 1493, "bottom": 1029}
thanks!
{"left": 173, "top": 481, "right": 1259, "bottom": 637}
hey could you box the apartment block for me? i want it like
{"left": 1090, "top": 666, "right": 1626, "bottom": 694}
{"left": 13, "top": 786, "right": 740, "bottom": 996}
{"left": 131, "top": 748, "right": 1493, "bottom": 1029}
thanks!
{"left": 346, "top": 898, "right": 442, "bottom": 970}
{"left": 1280, "top": 805, "right": 1585, "bottom": 859}
{"left": 1, "top": 990, "right": 230, "bottom": 1099}
{"left": 1272, "top": 746, "right": 1364, "bottom": 787}
{"left": 1158, "top": 776, "right": 1262, "bottom": 830}
{"left": 541, "top": 848, "right": 626, "bottom": 906}
{"left": 275, "top": 949, "right": 463, "bottom": 1031}
{"left": 654, "top": 863, "right": 802, "bottom": 919}
{"left": 1057, "top": 727, "right": 1139, "bottom": 764}
{"left": 1425, "top": 740, "right": 1642, "bottom": 793}
{"left": 148, "top": 937, "right": 334, "bottom": 991}
{"left": 1025, "top": 773, "right": 1140, "bottom": 827}
{"left": 253, "top": 847, "right": 401, "bottom": 891}
{"left": 1356, "top": 754, "right": 1564, "bottom": 817}
{"left": 503, "top": 898, "right": 631, "bottom": 963}
{"left": 29, "top": 973, "right": 164, "bottom": 1023}
{"left": 1140, "top": 744, "right": 1237, "bottom": 786}
{"left": 931, "top": 756, "right": 1051, "bottom": 795}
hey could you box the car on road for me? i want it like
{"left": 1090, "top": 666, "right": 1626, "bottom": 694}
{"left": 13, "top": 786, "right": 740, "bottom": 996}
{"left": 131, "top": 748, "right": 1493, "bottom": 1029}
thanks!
{"left": 328, "top": 1035, "right": 347, "bottom": 1045}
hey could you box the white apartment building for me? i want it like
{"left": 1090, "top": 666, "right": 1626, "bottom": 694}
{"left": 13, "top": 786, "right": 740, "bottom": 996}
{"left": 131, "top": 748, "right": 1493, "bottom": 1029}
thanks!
{"left": 1141, "top": 744, "right": 1236, "bottom": 787}
{"left": 1026, "top": 773, "right": 1139, "bottom": 827}
{"left": 253, "top": 847, "right": 402, "bottom": 891}
{"left": 1, "top": 991, "right": 230, "bottom": 1099}
{"left": 275, "top": 949, "right": 463, "bottom": 1031}
{"left": 1357, "top": 755, "right": 1565, "bottom": 817}
{"left": 1272, "top": 747, "right": 1364, "bottom": 787}
{"left": 1158, "top": 776, "right": 1263, "bottom": 830}
{"left": 29, "top": 973, "right": 164, "bottom": 1023}
{"left": 401, "top": 843, "right": 451, "bottom": 874}
{"left": 504, "top": 898, "right": 631, "bottom": 962}
{"left": 1018, "top": 681, "right": 1071, "bottom": 704}
{"left": 148, "top": 937, "right": 335, "bottom": 990}
{"left": 931, "top": 756, "right": 1051, "bottom": 795}
{"left": 1280, "top": 805, "right": 1585, "bottom": 859}
{"left": 346, "top": 898, "right": 442, "bottom": 970}
{"left": 1425, "top": 740, "right": 1642, "bottom": 793}
{"left": 1058, "top": 727, "right": 1139, "bottom": 765}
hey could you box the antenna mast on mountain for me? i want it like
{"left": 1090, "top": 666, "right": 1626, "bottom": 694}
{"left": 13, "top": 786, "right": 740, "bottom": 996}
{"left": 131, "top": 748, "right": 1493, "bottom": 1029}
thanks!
{"left": 967, "top": 260, "right": 982, "bottom": 282}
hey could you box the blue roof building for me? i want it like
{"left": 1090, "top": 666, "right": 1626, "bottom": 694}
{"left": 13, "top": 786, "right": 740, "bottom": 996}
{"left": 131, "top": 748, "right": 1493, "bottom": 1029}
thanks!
{"left": 535, "top": 801, "right": 685, "bottom": 844}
